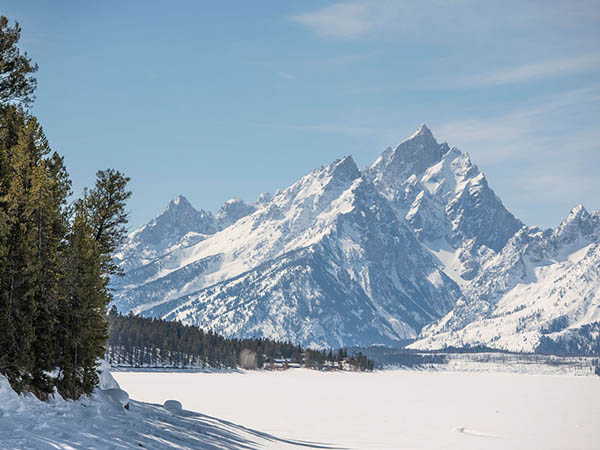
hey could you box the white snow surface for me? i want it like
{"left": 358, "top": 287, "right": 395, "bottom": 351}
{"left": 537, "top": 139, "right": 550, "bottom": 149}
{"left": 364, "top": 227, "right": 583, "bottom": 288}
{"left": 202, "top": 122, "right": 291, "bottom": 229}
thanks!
{"left": 3, "top": 366, "right": 599, "bottom": 449}
{"left": 0, "top": 372, "right": 322, "bottom": 450}
{"left": 112, "top": 369, "right": 599, "bottom": 450}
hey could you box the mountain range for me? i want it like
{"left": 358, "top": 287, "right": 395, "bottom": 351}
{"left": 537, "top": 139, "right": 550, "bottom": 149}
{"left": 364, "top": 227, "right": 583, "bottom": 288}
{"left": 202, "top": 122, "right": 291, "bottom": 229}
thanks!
{"left": 111, "top": 125, "right": 599, "bottom": 353}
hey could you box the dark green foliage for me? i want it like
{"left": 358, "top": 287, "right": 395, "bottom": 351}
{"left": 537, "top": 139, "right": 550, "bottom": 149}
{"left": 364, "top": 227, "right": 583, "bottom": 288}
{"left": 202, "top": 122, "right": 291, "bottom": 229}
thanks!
{"left": 77, "top": 169, "right": 131, "bottom": 276}
{"left": 106, "top": 310, "right": 304, "bottom": 369}
{"left": 0, "top": 16, "right": 38, "bottom": 107}
{"left": 0, "top": 108, "right": 54, "bottom": 395}
{"left": 0, "top": 106, "right": 130, "bottom": 398}
{"left": 0, "top": 16, "right": 130, "bottom": 399}
{"left": 536, "top": 322, "right": 600, "bottom": 356}
{"left": 55, "top": 211, "right": 109, "bottom": 398}
{"left": 106, "top": 311, "right": 374, "bottom": 372}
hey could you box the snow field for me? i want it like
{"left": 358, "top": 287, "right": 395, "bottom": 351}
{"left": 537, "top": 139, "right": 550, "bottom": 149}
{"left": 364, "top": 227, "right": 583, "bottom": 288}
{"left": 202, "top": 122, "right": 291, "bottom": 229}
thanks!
{"left": 0, "top": 372, "right": 311, "bottom": 449}
{"left": 114, "top": 368, "right": 600, "bottom": 450}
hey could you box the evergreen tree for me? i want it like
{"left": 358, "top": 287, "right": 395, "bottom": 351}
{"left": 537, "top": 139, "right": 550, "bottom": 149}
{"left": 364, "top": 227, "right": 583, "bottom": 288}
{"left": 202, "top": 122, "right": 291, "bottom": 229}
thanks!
{"left": 56, "top": 210, "right": 107, "bottom": 397}
{"left": 0, "top": 16, "right": 38, "bottom": 107}
{"left": 0, "top": 15, "right": 131, "bottom": 398}
{"left": 0, "top": 109, "right": 71, "bottom": 396}
{"left": 77, "top": 169, "right": 131, "bottom": 276}
{"left": 0, "top": 191, "right": 15, "bottom": 377}
{"left": 1, "top": 112, "right": 44, "bottom": 392}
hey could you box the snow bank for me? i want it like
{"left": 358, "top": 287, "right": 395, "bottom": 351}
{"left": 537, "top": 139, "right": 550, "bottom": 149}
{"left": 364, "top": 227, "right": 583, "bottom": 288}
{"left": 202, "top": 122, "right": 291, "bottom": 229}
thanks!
{"left": 0, "top": 375, "right": 23, "bottom": 414}
{"left": 99, "top": 388, "right": 129, "bottom": 408}
{"left": 97, "top": 358, "right": 120, "bottom": 390}
{"left": 0, "top": 367, "right": 322, "bottom": 449}
{"left": 163, "top": 399, "right": 182, "bottom": 414}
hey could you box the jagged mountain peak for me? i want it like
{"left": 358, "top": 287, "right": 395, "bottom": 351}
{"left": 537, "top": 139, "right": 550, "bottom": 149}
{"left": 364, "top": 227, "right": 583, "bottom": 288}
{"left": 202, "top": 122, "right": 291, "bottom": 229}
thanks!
{"left": 137, "top": 195, "right": 216, "bottom": 242}
{"left": 169, "top": 194, "right": 192, "bottom": 208}
{"left": 366, "top": 126, "right": 521, "bottom": 254}
{"left": 397, "top": 123, "right": 440, "bottom": 152}
{"left": 150, "top": 196, "right": 199, "bottom": 227}
{"left": 368, "top": 126, "right": 450, "bottom": 188}
{"left": 552, "top": 204, "right": 599, "bottom": 245}
{"left": 412, "top": 200, "right": 600, "bottom": 354}
{"left": 565, "top": 204, "right": 589, "bottom": 222}
{"left": 256, "top": 192, "right": 273, "bottom": 205}
{"left": 216, "top": 197, "right": 250, "bottom": 213}
{"left": 275, "top": 155, "right": 360, "bottom": 208}
{"left": 328, "top": 155, "right": 360, "bottom": 182}
{"left": 409, "top": 123, "right": 435, "bottom": 140}
{"left": 159, "top": 195, "right": 210, "bottom": 223}
{"left": 216, "top": 197, "right": 257, "bottom": 228}
{"left": 113, "top": 196, "right": 217, "bottom": 273}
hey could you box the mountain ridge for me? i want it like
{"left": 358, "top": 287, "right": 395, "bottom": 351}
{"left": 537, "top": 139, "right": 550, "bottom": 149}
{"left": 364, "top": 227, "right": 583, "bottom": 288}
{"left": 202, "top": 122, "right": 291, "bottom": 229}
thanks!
{"left": 112, "top": 125, "right": 599, "bottom": 353}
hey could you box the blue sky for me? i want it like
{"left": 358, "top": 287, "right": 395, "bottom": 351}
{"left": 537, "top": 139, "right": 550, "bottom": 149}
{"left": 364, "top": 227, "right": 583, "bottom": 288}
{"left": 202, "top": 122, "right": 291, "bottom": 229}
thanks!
{"left": 5, "top": 0, "right": 600, "bottom": 229}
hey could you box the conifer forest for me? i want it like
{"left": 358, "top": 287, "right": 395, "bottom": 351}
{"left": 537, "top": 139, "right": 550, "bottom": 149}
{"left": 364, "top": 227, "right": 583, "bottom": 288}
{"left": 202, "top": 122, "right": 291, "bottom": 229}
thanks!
{"left": 0, "top": 16, "right": 131, "bottom": 399}
{"left": 106, "top": 308, "right": 374, "bottom": 371}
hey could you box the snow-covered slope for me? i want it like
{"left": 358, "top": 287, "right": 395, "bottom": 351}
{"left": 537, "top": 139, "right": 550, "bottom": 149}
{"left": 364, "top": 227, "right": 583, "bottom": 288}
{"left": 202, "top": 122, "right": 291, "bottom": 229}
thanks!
{"left": 150, "top": 175, "right": 460, "bottom": 347}
{"left": 114, "top": 195, "right": 217, "bottom": 273}
{"left": 112, "top": 124, "right": 599, "bottom": 352}
{"left": 412, "top": 206, "right": 600, "bottom": 353}
{"left": 114, "top": 154, "right": 460, "bottom": 347}
{"left": 114, "top": 195, "right": 257, "bottom": 273}
{"left": 0, "top": 372, "right": 317, "bottom": 449}
{"left": 5, "top": 368, "right": 600, "bottom": 450}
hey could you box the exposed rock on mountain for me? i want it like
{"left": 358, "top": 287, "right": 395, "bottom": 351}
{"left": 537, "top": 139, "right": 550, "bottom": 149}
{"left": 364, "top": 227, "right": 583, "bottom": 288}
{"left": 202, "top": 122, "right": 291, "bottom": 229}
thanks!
{"left": 411, "top": 206, "right": 600, "bottom": 353}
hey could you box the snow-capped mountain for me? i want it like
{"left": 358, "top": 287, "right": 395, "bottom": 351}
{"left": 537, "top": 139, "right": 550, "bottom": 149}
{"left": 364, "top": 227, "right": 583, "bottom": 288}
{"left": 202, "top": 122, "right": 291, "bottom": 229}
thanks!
{"left": 113, "top": 153, "right": 460, "bottom": 347}
{"left": 112, "top": 125, "right": 599, "bottom": 352}
{"left": 411, "top": 205, "right": 600, "bottom": 354}
{"left": 114, "top": 195, "right": 255, "bottom": 272}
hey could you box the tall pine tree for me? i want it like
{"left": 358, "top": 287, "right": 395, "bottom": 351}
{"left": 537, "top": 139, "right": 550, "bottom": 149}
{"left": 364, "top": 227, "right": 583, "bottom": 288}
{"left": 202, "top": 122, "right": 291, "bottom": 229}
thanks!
{"left": 0, "top": 15, "right": 131, "bottom": 399}
{"left": 56, "top": 210, "right": 106, "bottom": 397}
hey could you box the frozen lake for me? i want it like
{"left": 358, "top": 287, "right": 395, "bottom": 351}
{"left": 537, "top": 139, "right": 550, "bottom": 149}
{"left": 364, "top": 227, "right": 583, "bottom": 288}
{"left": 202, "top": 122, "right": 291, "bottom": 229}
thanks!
{"left": 114, "top": 369, "right": 600, "bottom": 449}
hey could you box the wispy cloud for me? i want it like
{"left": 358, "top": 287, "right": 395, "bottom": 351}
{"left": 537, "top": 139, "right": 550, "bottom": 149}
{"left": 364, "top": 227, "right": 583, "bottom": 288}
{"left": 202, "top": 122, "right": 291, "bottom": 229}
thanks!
{"left": 247, "top": 61, "right": 297, "bottom": 81}
{"left": 275, "top": 70, "right": 297, "bottom": 80}
{"left": 434, "top": 87, "right": 600, "bottom": 226}
{"left": 291, "top": 2, "right": 375, "bottom": 39}
{"left": 462, "top": 54, "right": 600, "bottom": 87}
{"left": 436, "top": 86, "right": 600, "bottom": 162}
{"left": 292, "top": 1, "right": 600, "bottom": 40}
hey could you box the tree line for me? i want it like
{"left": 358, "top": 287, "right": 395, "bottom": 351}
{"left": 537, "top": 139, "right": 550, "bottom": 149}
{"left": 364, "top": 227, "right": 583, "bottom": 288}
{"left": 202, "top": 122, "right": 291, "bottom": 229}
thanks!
{"left": 106, "top": 309, "right": 374, "bottom": 372}
{"left": 0, "top": 16, "right": 131, "bottom": 399}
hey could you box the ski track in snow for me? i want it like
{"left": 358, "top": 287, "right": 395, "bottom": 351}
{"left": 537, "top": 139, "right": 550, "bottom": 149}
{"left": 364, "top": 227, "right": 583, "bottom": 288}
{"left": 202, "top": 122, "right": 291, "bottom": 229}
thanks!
{"left": 455, "top": 426, "right": 501, "bottom": 439}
